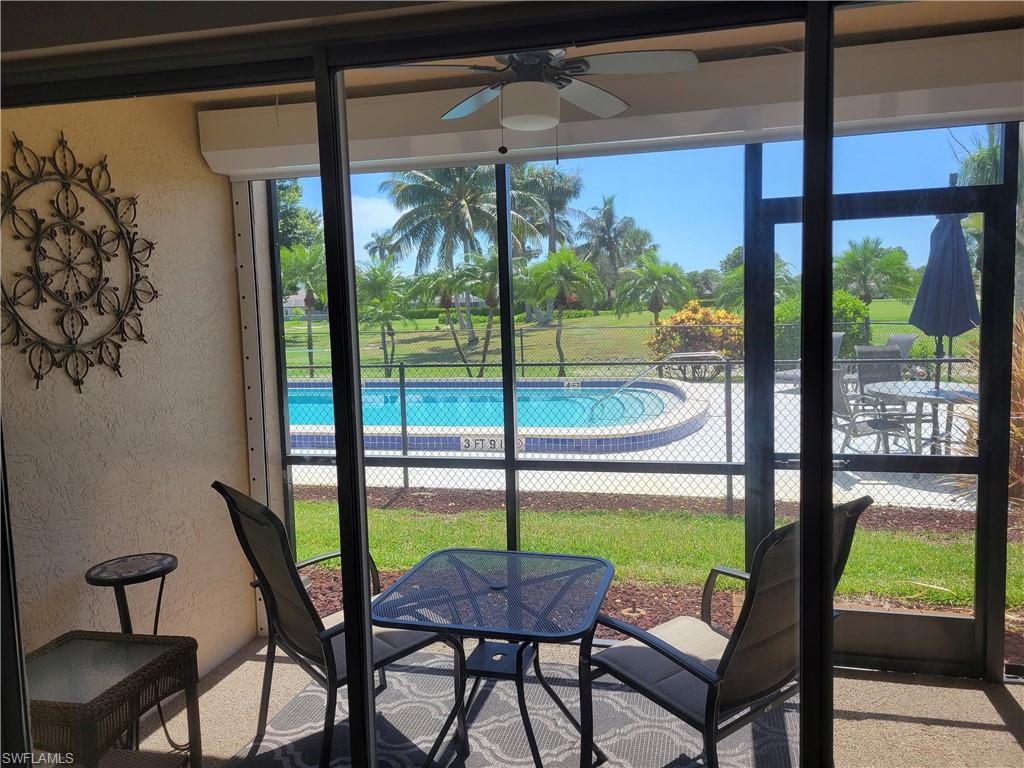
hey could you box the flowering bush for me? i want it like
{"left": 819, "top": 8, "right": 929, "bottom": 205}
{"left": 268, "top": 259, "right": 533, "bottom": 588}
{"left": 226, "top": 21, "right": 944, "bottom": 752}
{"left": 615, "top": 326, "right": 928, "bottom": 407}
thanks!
{"left": 646, "top": 301, "right": 743, "bottom": 381}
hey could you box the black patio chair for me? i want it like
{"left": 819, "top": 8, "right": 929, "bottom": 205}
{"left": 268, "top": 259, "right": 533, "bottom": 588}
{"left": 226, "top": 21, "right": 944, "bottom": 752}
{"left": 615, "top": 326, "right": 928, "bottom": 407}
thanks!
{"left": 580, "top": 496, "right": 872, "bottom": 768}
{"left": 212, "top": 482, "right": 454, "bottom": 768}
{"left": 854, "top": 344, "right": 904, "bottom": 392}
{"left": 832, "top": 370, "right": 912, "bottom": 453}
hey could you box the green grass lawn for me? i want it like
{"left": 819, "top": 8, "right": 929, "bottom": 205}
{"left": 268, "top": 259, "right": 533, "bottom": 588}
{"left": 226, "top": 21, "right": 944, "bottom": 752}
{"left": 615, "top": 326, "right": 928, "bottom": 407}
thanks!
{"left": 293, "top": 501, "right": 1024, "bottom": 608}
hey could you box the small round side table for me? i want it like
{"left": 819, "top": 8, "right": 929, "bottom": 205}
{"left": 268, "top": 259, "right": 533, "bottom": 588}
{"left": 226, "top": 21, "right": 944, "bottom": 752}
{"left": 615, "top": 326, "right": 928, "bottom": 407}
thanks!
{"left": 85, "top": 552, "right": 180, "bottom": 751}
{"left": 85, "top": 552, "right": 178, "bottom": 635}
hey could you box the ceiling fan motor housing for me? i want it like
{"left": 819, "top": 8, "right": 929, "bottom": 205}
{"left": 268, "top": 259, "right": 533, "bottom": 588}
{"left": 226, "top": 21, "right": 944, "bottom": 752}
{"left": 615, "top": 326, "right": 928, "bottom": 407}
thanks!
{"left": 501, "top": 81, "right": 561, "bottom": 131}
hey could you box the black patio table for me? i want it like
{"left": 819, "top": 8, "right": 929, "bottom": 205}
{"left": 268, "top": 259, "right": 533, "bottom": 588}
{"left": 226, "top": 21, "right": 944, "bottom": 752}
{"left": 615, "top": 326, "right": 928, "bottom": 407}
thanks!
{"left": 371, "top": 547, "right": 614, "bottom": 768}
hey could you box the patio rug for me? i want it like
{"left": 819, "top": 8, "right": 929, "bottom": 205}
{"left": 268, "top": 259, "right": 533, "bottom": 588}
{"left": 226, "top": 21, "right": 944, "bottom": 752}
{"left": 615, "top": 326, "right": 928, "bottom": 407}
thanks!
{"left": 229, "top": 650, "right": 799, "bottom": 768}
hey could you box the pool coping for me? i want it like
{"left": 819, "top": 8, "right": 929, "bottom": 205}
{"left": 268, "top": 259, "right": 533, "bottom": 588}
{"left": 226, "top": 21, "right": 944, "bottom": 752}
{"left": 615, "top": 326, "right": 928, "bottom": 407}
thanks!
{"left": 289, "top": 376, "right": 709, "bottom": 454}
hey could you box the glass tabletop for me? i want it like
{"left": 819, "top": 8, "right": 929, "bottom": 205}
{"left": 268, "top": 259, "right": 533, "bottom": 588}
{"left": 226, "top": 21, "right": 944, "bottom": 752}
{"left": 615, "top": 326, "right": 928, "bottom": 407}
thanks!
{"left": 371, "top": 548, "right": 614, "bottom": 641}
{"left": 864, "top": 380, "right": 978, "bottom": 402}
{"left": 27, "top": 636, "right": 169, "bottom": 704}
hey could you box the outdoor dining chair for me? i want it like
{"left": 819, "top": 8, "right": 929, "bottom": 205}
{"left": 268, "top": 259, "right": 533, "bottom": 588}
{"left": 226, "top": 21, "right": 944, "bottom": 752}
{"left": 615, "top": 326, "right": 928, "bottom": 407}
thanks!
{"left": 885, "top": 333, "right": 918, "bottom": 360}
{"left": 854, "top": 345, "right": 904, "bottom": 392}
{"left": 832, "top": 370, "right": 913, "bottom": 453}
{"left": 581, "top": 496, "right": 872, "bottom": 768}
{"left": 212, "top": 482, "right": 451, "bottom": 768}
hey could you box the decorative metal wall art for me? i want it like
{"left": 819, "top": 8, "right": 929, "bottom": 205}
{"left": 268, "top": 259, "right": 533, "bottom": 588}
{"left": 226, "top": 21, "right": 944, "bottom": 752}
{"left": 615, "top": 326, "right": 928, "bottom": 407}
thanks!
{"left": 1, "top": 132, "right": 158, "bottom": 390}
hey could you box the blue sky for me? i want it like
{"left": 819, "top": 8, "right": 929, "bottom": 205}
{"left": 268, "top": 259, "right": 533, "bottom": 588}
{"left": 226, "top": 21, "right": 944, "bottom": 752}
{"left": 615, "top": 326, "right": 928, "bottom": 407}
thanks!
{"left": 298, "top": 124, "right": 991, "bottom": 273}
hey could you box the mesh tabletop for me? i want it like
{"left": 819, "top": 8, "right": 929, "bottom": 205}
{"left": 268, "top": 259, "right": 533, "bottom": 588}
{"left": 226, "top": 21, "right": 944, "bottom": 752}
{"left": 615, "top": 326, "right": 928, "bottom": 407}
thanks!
{"left": 372, "top": 549, "right": 614, "bottom": 641}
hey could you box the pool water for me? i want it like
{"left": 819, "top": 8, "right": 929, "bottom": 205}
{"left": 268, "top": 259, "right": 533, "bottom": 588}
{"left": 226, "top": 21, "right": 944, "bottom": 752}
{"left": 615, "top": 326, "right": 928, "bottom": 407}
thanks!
{"left": 288, "top": 385, "right": 667, "bottom": 428}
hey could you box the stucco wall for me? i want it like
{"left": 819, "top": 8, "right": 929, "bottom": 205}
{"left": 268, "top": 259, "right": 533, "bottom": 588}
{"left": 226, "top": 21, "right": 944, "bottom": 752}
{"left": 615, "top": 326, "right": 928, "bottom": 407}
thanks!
{"left": 1, "top": 95, "right": 256, "bottom": 674}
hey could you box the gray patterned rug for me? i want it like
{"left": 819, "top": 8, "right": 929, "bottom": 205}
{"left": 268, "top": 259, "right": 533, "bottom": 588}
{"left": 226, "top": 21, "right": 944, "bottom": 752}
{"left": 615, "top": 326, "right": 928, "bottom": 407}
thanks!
{"left": 230, "top": 650, "right": 798, "bottom": 767}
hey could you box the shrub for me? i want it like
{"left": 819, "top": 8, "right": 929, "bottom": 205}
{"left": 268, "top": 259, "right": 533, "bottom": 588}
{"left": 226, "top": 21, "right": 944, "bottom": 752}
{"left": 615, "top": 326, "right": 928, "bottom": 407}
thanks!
{"left": 773, "top": 290, "right": 868, "bottom": 362}
{"left": 646, "top": 301, "right": 743, "bottom": 381}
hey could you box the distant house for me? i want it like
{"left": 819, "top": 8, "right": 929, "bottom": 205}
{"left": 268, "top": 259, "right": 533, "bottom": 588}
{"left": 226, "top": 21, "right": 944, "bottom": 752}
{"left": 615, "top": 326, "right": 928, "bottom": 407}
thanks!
{"left": 282, "top": 291, "right": 307, "bottom": 317}
{"left": 692, "top": 276, "right": 720, "bottom": 299}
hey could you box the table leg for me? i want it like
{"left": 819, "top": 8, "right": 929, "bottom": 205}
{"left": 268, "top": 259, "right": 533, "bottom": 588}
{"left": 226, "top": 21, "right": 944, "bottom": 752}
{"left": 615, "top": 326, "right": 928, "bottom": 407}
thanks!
{"left": 915, "top": 402, "right": 925, "bottom": 454}
{"left": 185, "top": 679, "right": 202, "bottom": 768}
{"left": 514, "top": 642, "right": 544, "bottom": 768}
{"left": 424, "top": 635, "right": 468, "bottom": 767}
{"left": 531, "top": 643, "right": 607, "bottom": 766}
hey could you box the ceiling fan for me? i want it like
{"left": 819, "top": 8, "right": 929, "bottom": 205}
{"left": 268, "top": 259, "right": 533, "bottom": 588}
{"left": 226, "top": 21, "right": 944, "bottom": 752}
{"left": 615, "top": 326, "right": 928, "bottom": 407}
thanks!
{"left": 425, "top": 49, "right": 699, "bottom": 131}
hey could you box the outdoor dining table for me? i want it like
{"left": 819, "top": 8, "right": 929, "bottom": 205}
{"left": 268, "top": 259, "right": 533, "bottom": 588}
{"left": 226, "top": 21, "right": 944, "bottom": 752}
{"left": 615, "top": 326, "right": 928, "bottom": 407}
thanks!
{"left": 371, "top": 547, "right": 614, "bottom": 768}
{"left": 863, "top": 380, "right": 978, "bottom": 454}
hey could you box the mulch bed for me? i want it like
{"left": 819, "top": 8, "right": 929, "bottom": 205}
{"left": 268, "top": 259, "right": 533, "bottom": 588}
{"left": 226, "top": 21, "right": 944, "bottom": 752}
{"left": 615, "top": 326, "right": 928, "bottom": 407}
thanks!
{"left": 293, "top": 485, "right": 1024, "bottom": 541}
{"left": 304, "top": 567, "right": 1023, "bottom": 665}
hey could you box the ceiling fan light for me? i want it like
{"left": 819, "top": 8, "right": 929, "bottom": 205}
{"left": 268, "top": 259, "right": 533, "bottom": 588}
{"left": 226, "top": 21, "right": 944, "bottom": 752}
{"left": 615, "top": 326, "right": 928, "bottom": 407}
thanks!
{"left": 500, "top": 81, "right": 560, "bottom": 131}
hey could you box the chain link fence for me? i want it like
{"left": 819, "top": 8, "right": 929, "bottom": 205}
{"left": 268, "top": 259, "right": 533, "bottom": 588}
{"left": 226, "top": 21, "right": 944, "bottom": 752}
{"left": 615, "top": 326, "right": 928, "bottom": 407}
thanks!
{"left": 283, "top": 315, "right": 985, "bottom": 623}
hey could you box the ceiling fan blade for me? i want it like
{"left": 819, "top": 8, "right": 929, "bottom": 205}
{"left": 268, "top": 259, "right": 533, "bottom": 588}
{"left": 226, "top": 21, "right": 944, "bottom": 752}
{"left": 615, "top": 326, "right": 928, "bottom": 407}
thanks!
{"left": 558, "top": 78, "right": 629, "bottom": 119}
{"left": 568, "top": 50, "right": 699, "bottom": 75}
{"left": 441, "top": 85, "right": 503, "bottom": 120}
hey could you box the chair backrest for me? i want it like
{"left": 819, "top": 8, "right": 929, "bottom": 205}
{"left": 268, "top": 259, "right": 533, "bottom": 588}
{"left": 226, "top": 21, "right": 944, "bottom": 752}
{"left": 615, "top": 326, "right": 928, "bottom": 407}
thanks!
{"left": 212, "top": 481, "right": 327, "bottom": 666}
{"left": 855, "top": 345, "right": 902, "bottom": 388}
{"left": 716, "top": 523, "right": 799, "bottom": 713}
{"left": 885, "top": 334, "right": 918, "bottom": 359}
{"left": 832, "top": 368, "right": 853, "bottom": 419}
{"left": 832, "top": 496, "right": 872, "bottom": 588}
{"left": 832, "top": 332, "right": 845, "bottom": 360}
{"left": 716, "top": 496, "right": 872, "bottom": 713}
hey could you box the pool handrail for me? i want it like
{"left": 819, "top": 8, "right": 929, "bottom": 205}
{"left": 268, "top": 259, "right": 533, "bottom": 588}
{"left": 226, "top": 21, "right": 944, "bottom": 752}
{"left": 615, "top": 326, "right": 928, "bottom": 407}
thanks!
{"left": 587, "top": 351, "right": 728, "bottom": 420}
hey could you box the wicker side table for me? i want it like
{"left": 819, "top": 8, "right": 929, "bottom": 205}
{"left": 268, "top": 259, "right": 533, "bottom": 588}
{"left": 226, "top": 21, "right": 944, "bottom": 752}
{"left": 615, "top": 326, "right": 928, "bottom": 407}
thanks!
{"left": 26, "top": 631, "right": 201, "bottom": 768}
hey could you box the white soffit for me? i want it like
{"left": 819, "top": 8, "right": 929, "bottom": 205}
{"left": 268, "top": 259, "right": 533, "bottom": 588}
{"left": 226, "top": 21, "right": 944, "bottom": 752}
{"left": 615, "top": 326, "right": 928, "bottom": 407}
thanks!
{"left": 198, "top": 29, "right": 1024, "bottom": 180}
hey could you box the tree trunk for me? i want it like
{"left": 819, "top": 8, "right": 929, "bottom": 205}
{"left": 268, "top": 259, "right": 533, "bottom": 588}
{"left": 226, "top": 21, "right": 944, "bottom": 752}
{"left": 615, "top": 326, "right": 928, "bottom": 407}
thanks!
{"left": 476, "top": 307, "right": 496, "bottom": 378}
{"left": 388, "top": 328, "right": 397, "bottom": 376}
{"left": 525, "top": 302, "right": 536, "bottom": 323}
{"left": 304, "top": 288, "right": 316, "bottom": 378}
{"left": 445, "top": 307, "right": 474, "bottom": 377}
{"left": 543, "top": 298, "right": 554, "bottom": 325}
{"left": 555, "top": 309, "right": 566, "bottom": 377}
{"left": 547, "top": 215, "right": 558, "bottom": 255}
{"left": 462, "top": 243, "right": 478, "bottom": 346}
{"left": 380, "top": 325, "right": 391, "bottom": 378}
{"left": 305, "top": 316, "right": 315, "bottom": 378}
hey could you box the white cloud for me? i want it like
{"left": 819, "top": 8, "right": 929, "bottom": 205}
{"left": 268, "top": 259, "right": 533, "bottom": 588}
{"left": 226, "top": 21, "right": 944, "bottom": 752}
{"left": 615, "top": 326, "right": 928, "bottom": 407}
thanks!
{"left": 350, "top": 196, "right": 401, "bottom": 261}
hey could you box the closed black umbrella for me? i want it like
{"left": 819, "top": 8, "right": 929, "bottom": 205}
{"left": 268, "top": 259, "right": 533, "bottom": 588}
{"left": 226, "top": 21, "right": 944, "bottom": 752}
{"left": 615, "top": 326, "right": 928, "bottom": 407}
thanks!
{"left": 909, "top": 211, "right": 980, "bottom": 388}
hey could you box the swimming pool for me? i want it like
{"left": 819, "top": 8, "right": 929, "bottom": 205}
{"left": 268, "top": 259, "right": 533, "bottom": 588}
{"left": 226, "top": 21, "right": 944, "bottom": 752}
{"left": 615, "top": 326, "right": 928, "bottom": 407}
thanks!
{"left": 288, "top": 384, "right": 666, "bottom": 429}
{"left": 288, "top": 377, "right": 707, "bottom": 455}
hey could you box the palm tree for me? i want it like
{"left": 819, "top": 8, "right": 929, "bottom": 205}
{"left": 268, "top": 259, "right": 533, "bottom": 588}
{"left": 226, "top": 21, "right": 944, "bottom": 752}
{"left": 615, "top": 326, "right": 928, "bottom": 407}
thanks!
{"left": 530, "top": 248, "right": 604, "bottom": 376}
{"left": 833, "top": 236, "right": 917, "bottom": 304}
{"left": 356, "top": 254, "right": 409, "bottom": 377}
{"left": 411, "top": 266, "right": 474, "bottom": 377}
{"left": 460, "top": 252, "right": 502, "bottom": 377}
{"left": 953, "top": 125, "right": 1024, "bottom": 306}
{"left": 279, "top": 243, "right": 327, "bottom": 378}
{"left": 381, "top": 166, "right": 539, "bottom": 344}
{"left": 614, "top": 251, "right": 692, "bottom": 325}
{"left": 364, "top": 229, "right": 401, "bottom": 264}
{"left": 516, "top": 164, "right": 584, "bottom": 254}
{"left": 715, "top": 256, "right": 798, "bottom": 312}
{"left": 514, "top": 164, "right": 585, "bottom": 324}
{"left": 576, "top": 196, "right": 654, "bottom": 301}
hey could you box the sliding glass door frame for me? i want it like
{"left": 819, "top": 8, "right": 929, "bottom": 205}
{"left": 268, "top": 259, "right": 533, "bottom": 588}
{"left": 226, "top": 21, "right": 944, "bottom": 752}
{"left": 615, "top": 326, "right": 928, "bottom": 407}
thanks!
{"left": 315, "top": 5, "right": 831, "bottom": 764}
{"left": 755, "top": 122, "right": 1019, "bottom": 678}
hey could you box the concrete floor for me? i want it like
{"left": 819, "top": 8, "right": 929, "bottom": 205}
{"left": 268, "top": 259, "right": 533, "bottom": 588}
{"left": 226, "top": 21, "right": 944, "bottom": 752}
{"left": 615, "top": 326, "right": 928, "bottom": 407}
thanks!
{"left": 131, "top": 632, "right": 1024, "bottom": 768}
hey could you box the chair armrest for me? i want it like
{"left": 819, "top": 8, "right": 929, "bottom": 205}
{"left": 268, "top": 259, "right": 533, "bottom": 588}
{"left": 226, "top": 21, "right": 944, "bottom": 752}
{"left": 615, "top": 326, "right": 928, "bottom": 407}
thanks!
{"left": 701, "top": 566, "right": 749, "bottom": 624}
{"left": 596, "top": 613, "right": 721, "bottom": 686}
{"left": 248, "top": 551, "right": 343, "bottom": 589}
{"left": 296, "top": 550, "right": 342, "bottom": 570}
{"left": 318, "top": 621, "right": 346, "bottom": 642}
